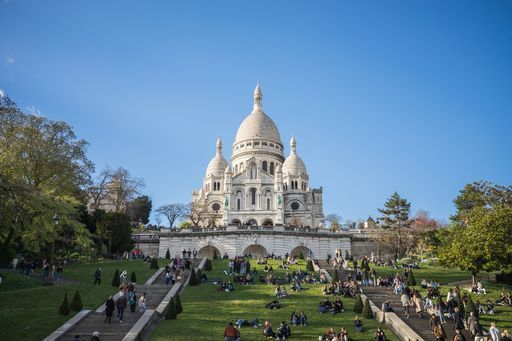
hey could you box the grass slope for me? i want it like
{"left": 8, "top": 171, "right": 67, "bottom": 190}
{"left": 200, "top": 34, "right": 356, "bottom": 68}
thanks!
{"left": 0, "top": 259, "right": 156, "bottom": 341}
{"left": 150, "top": 259, "right": 395, "bottom": 341}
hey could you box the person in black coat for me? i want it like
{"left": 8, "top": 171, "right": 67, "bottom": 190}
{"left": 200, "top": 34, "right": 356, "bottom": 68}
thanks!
{"left": 104, "top": 296, "right": 115, "bottom": 323}
{"left": 453, "top": 307, "right": 465, "bottom": 331}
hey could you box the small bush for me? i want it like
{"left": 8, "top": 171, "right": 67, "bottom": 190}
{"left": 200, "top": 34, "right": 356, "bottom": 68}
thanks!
{"left": 204, "top": 258, "right": 212, "bottom": 271}
{"left": 130, "top": 271, "right": 137, "bottom": 283}
{"left": 112, "top": 269, "right": 120, "bottom": 287}
{"left": 298, "top": 252, "right": 304, "bottom": 260}
{"left": 165, "top": 248, "right": 171, "bottom": 260}
{"left": 465, "top": 295, "right": 478, "bottom": 318}
{"left": 174, "top": 294, "right": 183, "bottom": 314}
{"left": 189, "top": 269, "right": 199, "bottom": 286}
{"left": 306, "top": 260, "right": 314, "bottom": 272}
{"left": 213, "top": 251, "right": 218, "bottom": 260}
{"left": 362, "top": 298, "right": 373, "bottom": 319}
{"left": 407, "top": 270, "right": 416, "bottom": 287}
{"left": 70, "top": 291, "right": 83, "bottom": 311}
{"left": 150, "top": 257, "right": 159, "bottom": 269}
{"left": 165, "top": 297, "right": 177, "bottom": 320}
{"left": 59, "top": 293, "right": 71, "bottom": 316}
{"left": 455, "top": 295, "right": 465, "bottom": 315}
{"left": 354, "top": 294, "right": 364, "bottom": 314}
{"left": 331, "top": 270, "right": 339, "bottom": 283}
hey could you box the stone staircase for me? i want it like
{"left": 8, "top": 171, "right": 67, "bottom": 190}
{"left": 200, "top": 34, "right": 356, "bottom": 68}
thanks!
{"left": 362, "top": 286, "right": 472, "bottom": 341}
{"left": 58, "top": 268, "right": 177, "bottom": 341}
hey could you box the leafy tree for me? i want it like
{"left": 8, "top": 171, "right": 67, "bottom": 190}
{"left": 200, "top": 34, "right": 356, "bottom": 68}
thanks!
{"left": 306, "top": 260, "right": 314, "bottom": 272}
{"left": 189, "top": 269, "right": 199, "bottom": 286}
{"left": 70, "top": 291, "right": 83, "bottom": 311}
{"left": 97, "top": 212, "right": 133, "bottom": 255}
{"left": 174, "top": 294, "right": 183, "bottom": 314}
{"left": 127, "top": 195, "right": 152, "bottom": 225}
{"left": 407, "top": 270, "right": 416, "bottom": 287}
{"left": 112, "top": 269, "right": 120, "bottom": 287}
{"left": 362, "top": 298, "right": 373, "bottom": 319}
{"left": 331, "top": 269, "right": 339, "bottom": 283}
{"left": 186, "top": 201, "right": 209, "bottom": 227}
{"left": 325, "top": 214, "right": 341, "bottom": 231}
{"left": 354, "top": 294, "right": 363, "bottom": 313}
{"left": 130, "top": 271, "right": 137, "bottom": 283}
{"left": 0, "top": 95, "right": 93, "bottom": 264}
{"left": 156, "top": 203, "right": 187, "bottom": 227}
{"left": 150, "top": 258, "right": 159, "bottom": 270}
{"left": 165, "top": 297, "right": 177, "bottom": 320}
{"left": 378, "top": 192, "right": 411, "bottom": 258}
{"left": 59, "top": 293, "right": 71, "bottom": 315}
{"left": 165, "top": 248, "right": 171, "bottom": 259}
{"left": 204, "top": 258, "right": 212, "bottom": 271}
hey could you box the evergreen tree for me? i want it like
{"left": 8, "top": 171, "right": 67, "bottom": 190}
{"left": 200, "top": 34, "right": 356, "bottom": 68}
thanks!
{"left": 354, "top": 294, "right": 364, "bottom": 314}
{"left": 407, "top": 270, "right": 417, "bottom": 287}
{"left": 306, "top": 260, "right": 314, "bottom": 272}
{"left": 174, "top": 294, "right": 183, "bottom": 314}
{"left": 465, "top": 295, "right": 478, "bottom": 318}
{"left": 299, "top": 252, "right": 304, "bottom": 260}
{"left": 378, "top": 192, "right": 411, "bottom": 258}
{"left": 150, "top": 257, "right": 159, "bottom": 269}
{"left": 362, "top": 298, "right": 373, "bottom": 319}
{"left": 130, "top": 271, "right": 137, "bottom": 283}
{"left": 331, "top": 269, "right": 339, "bottom": 283}
{"left": 189, "top": 269, "right": 198, "bottom": 286}
{"left": 112, "top": 269, "right": 120, "bottom": 287}
{"left": 165, "top": 248, "right": 171, "bottom": 260}
{"left": 213, "top": 251, "right": 218, "bottom": 260}
{"left": 204, "top": 258, "right": 212, "bottom": 271}
{"left": 70, "top": 291, "right": 83, "bottom": 311}
{"left": 455, "top": 296, "right": 465, "bottom": 315}
{"left": 165, "top": 297, "right": 177, "bottom": 320}
{"left": 59, "top": 293, "right": 71, "bottom": 316}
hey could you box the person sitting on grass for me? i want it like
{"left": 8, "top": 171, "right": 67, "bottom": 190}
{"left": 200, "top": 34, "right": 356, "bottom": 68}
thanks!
{"left": 276, "top": 321, "right": 291, "bottom": 340}
{"left": 337, "top": 327, "right": 349, "bottom": 341}
{"left": 290, "top": 312, "right": 298, "bottom": 326}
{"left": 332, "top": 297, "right": 344, "bottom": 314}
{"left": 235, "top": 318, "right": 261, "bottom": 328}
{"left": 374, "top": 327, "right": 386, "bottom": 341}
{"left": 227, "top": 281, "right": 234, "bottom": 291}
{"left": 502, "top": 329, "right": 512, "bottom": 341}
{"left": 354, "top": 316, "right": 363, "bottom": 332}
{"left": 299, "top": 311, "right": 307, "bottom": 326}
{"left": 224, "top": 321, "right": 240, "bottom": 341}
{"left": 275, "top": 286, "right": 282, "bottom": 298}
{"left": 281, "top": 287, "right": 289, "bottom": 298}
{"left": 486, "top": 300, "right": 497, "bottom": 314}
{"left": 322, "top": 327, "right": 336, "bottom": 341}
{"left": 266, "top": 300, "right": 281, "bottom": 310}
{"left": 263, "top": 320, "right": 275, "bottom": 338}
{"left": 318, "top": 298, "right": 332, "bottom": 313}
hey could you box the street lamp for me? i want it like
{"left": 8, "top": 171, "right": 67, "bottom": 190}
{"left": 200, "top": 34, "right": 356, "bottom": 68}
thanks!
{"left": 51, "top": 214, "right": 60, "bottom": 268}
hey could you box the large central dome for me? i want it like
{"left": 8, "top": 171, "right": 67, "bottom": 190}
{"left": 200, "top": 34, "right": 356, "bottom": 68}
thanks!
{"left": 234, "top": 84, "right": 282, "bottom": 145}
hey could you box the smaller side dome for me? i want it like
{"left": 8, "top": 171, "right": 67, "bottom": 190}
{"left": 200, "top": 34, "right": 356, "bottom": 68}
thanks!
{"left": 283, "top": 135, "right": 308, "bottom": 176}
{"left": 205, "top": 137, "right": 228, "bottom": 177}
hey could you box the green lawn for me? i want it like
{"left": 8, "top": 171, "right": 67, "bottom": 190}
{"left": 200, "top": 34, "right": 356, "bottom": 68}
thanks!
{"left": 150, "top": 259, "right": 395, "bottom": 341}
{"left": 0, "top": 259, "right": 156, "bottom": 341}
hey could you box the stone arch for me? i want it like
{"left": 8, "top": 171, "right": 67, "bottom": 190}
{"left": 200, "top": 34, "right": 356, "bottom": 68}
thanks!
{"left": 290, "top": 246, "right": 313, "bottom": 259}
{"left": 240, "top": 236, "right": 274, "bottom": 257}
{"left": 197, "top": 245, "right": 221, "bottom": 258}
{"left": 245, "top": 218, "right": 258, "bottom": 226}
{"left": 196, "top": 238, "right": 229, "bottom": 258}
{"left": 231, "top": 218, "right": 242, "bottom": 226}
{"left": 243, "top": 244, "right": 268, "bottom": 257}
{"left": 286, "top": 239, "right": 319, "bottom": 259}
{"left": 262, "top": 218, "right": 274, "bottom": 226}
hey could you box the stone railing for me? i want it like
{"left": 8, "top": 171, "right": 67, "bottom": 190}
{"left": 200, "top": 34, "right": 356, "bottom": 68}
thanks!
{"left": 153, "top": 225, "right": 349, "bottom": 235}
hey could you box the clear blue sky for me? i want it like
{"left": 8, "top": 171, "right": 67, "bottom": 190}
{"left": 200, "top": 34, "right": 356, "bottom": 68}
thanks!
{"left": 1, "top": 1, "right": 511, "bottom": 224}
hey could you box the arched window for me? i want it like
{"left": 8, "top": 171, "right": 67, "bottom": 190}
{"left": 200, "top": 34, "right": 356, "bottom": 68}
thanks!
{"left": 251, "top": 188, "right": 256, "bottom": 205}
{"left": 270, "top": 162, "right": 275, "bottom": 175}
{"left": 237, "top": 198, "right": 241, "bottom": 211}
{"left": 234, "top": 165, "right": 238, "bottom": 174}
{"left": 250, "top": 163, "right": 257, "bottom": 179}
{"left": 240, "top": 162, "right": 244, "bottom": 173}
{"left": 267, "top": 198, "right": 271, "bottom": 210}
{"left": 295, "top": 181, "right": 298, "bottom": 189}
{"left": 291, "top": 181, "right": 294, "bottom": 190}
{"left": 262, "top": 161, "right": 268, "bottom": 172}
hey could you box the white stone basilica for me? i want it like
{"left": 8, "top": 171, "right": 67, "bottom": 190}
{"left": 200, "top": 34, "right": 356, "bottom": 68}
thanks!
{"left": 192, "top": 85, "right": 324, "bottom": 228}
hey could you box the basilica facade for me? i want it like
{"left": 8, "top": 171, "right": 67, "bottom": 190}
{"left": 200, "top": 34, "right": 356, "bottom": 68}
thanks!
{"left": 192, "top": 85, "right": 324, "bottom": 227}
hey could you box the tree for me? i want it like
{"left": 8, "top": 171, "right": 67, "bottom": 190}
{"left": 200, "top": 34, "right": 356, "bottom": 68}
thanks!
{"left": 204, "top": 258, "right": 212, "bottom": 271}
{"left": 59, "top": 293, "right": 71, "bottom": 315}
{"left": 165, "top": 297, "right": 177, "bottom": 320}
{"left": 112, "top": 269, "right": 120, "bottom": 287}
{"left": 87, "top": 168, "right": 113, "bottom": 211}
{"left": 174, "top": 294, "right": 183, "bottom": 314}
{"left": 150, "top": 258, "right": 159, "bottom": 270}
{"left": 354, "top": 294, "right": 363, "bottom": 313}
{"left": 186, "top": 201, "right": 209, "bottom": 227}
{"left": 0, "top": 95, "right": 94, "bottom": 264}
{"left": 407, "top": 270, "right": 416, "bottom": 287}
{"left": 298, "top": 252, "right": 304, "bottom": 260}
{"left": 378, "top": 192, "right": 411, "bottom": 258}
{"left": 70, "top": 291, "right": 83, "bottom": 311}
{"left": 130, "top": 271, "right": 137, "bottom": 283}
{"left": 325, "top": 214, "right": 341, "bottom": 231}
{"left": 126, "top": 195, "right": 152, "bottom": 225}
{"left": 108, "top": 167, "right": 145, "bottom": 213}
{"left": 156, "top": 203, "right": 187, "bottom": 228}
{"left": 97, "top": 212, "right": 133, "bottom": 255}
{"left": 439, "top": 206, "right": 512, "bottom": 282}
{"left": 189, "top": 269, "right": 199, "bottom": 286}
{"left": 165, "top": 248, "right": 171, "bottom": 260}
{"left": 362, "top": 298, "right": 373, "bottom": 319}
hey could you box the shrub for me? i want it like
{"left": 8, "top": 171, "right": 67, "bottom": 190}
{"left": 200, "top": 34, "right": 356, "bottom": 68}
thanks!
{"left": 354, "top": 294, "right": 364, "bottom": 314}
{"left": 331, "top": 270, "right": 339, "bottom": 283}
{"left": 362, "top": 298, "right": 373, "bottom": 319}
{"left": 204, "top": 258, "right": 212, "bottom": 271}
{"left": 112, "top": 269, "right": 120, "bottom": 287}
{"left": 407, "top": 270, "right": 416, "bottom": 287}
{"left": 174, "top": 294, "right": 183, "bottom": 314}
{"left": 150, "top": 257, "right": 159, "bottom": 270}
{"left": 465, "top": 295, "right": 478, "bottom": 318}
{"left": 189, "top": 269, "right": 198, "bottom": 286}
{"left": 70, "top": 291, "right": 83, "bottom": 311}
{"left": 165, "top": 297, "right": 177, "bottom": 320}
{"left": 130, "top": 271, "right": 137, "bottom": 283}
{"left": 213, "top": 251, "right": 218, "bottom": 260}
{"left": 298, "top": 252, "right": 304, "bottom": 260}
{"left": 306, "top": 260, "right": 314, "bottom": 272}
{"left": 165, "top": 248, "right": 171, "bottom": 260}
{"left": 455, "top": 295, "right": 465, "bottom": 315}
{"left": 59, "top": 293, "right": 71, "bottom": 315}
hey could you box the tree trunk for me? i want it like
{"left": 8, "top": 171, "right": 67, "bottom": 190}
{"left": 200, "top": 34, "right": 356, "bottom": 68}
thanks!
{"left": 0, "top": 226, "right": 15, "bottom": 264}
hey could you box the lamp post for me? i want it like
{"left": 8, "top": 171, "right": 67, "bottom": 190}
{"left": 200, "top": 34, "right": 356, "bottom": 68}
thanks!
{"left": 51, "top": 214, "right": 60, "bottom": 268}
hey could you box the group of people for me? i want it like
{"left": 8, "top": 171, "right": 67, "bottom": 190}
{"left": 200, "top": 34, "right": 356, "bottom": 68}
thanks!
{"left": 104, "top": 282, "right": 146, "bottom": 323}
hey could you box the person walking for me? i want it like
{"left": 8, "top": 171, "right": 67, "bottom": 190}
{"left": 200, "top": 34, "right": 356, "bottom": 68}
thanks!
{"left": 129, "top": 291, "right": 137, "bottom": 312}
{"left": 488, "top": 322, "right": 501, "bottom": 341}
{"left": 94, "top": 268, "right": 102, "bottom": 285}
{"left": 104, "top": 296, "right": 115, "bottom": 324}
{"left": 116, "top": 294, "right": 127, "bottom": 322}
{"left": 138, "top": 292, "right": 147, "bottom": 314}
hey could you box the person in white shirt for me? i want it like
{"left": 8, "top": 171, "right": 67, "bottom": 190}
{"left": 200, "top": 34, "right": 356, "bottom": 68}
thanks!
{"left": 488, "top": 322, "right": 500, "bottom": 341}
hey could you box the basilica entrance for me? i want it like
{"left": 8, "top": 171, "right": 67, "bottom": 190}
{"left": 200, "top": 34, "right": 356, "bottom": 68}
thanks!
{"left": 243, "top": 244, "right": 268, "bottom": 257}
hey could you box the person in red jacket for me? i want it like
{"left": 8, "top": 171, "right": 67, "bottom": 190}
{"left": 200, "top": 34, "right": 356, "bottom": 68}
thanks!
{"left": 224, "top": 321, "right": 240, "bottom": 341}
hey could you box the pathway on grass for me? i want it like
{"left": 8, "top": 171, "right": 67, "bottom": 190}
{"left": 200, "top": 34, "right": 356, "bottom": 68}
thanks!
{"left": 56, "top": 263, "right": 193, "bottom": 341}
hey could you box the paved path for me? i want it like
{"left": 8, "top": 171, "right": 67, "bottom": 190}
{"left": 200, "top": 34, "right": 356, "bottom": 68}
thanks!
{"left": 58, "top": 264, "right": 191, "bottom": 341}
